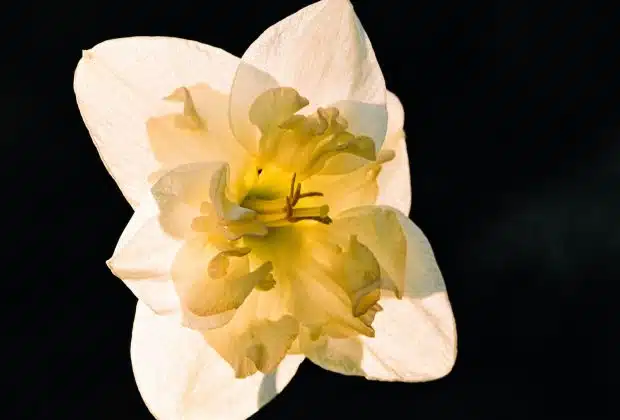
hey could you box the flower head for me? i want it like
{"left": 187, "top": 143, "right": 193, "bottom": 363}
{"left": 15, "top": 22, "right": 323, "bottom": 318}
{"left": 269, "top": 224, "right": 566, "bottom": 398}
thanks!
{"left": 74, "top": 0, "right": 456, "bottom": 418}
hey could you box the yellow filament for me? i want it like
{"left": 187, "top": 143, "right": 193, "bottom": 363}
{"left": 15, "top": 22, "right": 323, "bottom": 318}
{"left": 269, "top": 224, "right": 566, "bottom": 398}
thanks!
{"left": 242, "top": 173, "right": 332, "bottom": 228}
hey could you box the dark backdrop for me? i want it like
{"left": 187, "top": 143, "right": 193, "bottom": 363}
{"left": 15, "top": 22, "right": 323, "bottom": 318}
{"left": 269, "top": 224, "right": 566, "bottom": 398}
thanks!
{"left": 7, "top": 0, "right": 615, "bottom": 418}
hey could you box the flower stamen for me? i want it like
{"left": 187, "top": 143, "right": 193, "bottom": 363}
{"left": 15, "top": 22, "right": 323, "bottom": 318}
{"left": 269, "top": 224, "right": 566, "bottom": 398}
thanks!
{"left": 242, "top": 173, "right": 332, "bottom": 228}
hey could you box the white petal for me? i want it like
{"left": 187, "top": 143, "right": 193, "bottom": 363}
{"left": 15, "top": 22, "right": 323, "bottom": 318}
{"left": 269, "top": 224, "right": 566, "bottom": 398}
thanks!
{"left": 74, "top": 37, "right": 240, "bottom": 208}
{"left": 376, "top": 135, "right": 410, "bottom": 215}
{"left": 107, "top": 194, "right": 182, "bottom": 315}
{"left": 310, "top": 207, "right": 457, "bottom": 381}
{"left": 376, "top": 91, "right": 410, "bottom": 215}
{"left": 230, "top": 0, "right": 387, "bottom": 155}
{"left": 131, "top": 302, "right": 304, "bottom": 420}
{"left": 384, "top": 91, "right": 405, "bottom": 149}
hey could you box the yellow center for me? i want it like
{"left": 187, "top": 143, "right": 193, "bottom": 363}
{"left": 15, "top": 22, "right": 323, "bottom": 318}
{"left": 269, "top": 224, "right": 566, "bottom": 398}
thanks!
{"left": 149, "top": 84, "right": 399, "bottom": 378}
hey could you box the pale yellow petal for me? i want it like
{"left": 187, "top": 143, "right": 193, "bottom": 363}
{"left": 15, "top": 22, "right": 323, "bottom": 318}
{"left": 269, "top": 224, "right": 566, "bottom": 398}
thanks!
{"left": 332, "top": 206, "right": 408, "bottom": 296}
{"left": 311, "top": 206, "right": 457, "bottom": 381}
{"left": 244, "top": 225, "right": 375, "bottom": 340}
{"left": 209, "top": 164, "right": 256, "bottom": 222}
{"left": 228, "top": 62, "right": 280, "bottom": 155}
{"left": 106, "top": 194, "right": 182, "bottom": 315}
{"left": 376, "top": 91, "right": 411, "bottom": 215}
{"left": 147, "top": 84, "right": 252, "bottom": 197}
{"left": 203, "top": 290, "right": 300, "bottom": 378}
{"left": 340, "top": 236, "right": 382, "bottom": 317}
{"left": 249, "top": 87, "right": 309, "bottom": 135}
{"left": 171, "top": 237, "right": 273, "bottom": 322}
{"left": 229, "top": 0, "right": 387, "bottom": 154}
{"left": 74, "top": 37, "right": 241, "bottom": 208}
{"left": 151, "top": 162, "right": 226, "bottom": 239}
{"left": 131, "top": 302, "right": 304, "bottom": 420}
{"left": 302, "top": 158, "right": 380, "bottom": 215}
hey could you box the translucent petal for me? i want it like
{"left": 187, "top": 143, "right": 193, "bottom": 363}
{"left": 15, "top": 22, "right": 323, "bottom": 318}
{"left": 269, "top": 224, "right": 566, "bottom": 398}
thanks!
{"left": 151, "top": 162, "right": 226, "bottom": 239}
{"left": 376, "top": 91, "right": 411, "bottom": 215}
{"left": 229, "top": 0, "right": 387, "bottom": 155}
{"left": 302, "top": 158, "right": 380, "bottom": 215}
{"left": 203, "top": 290, "right": 300, "bottom": 378}
{"left": 106, "top": 194, "right": 182, "bottom": 315}
{"left": 74, "top": 37, "right": 241, "bottom": 208}
{"left": 146, "top": 84, "right": 252, "bottom": 198}
{"left": 131, "top": 302, "right": 304, "bottom": 420}
{"left": 171, "top": 237, "right": 273, "bottom": 321}
{"left": 332, "top": 206, "right": 408, "bottom": 296}
{"left": 376, "top": 135, "right": 410, "bottom": 215}
{"left": 311, "top": 206, "right": 457, "bottom": 381}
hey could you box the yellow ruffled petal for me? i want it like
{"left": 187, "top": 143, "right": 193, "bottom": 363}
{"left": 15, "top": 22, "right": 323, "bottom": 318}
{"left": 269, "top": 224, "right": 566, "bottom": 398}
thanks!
{"left": 151, "top": 162, "right": 225, "bottom": 239}
{"left": 171, "top": 237, "right": 274, "bottom": 323}
{"left": 302, "top": 154, "right": 387, "bottom": 215}
{"left": 245, "top": 225, "right": 376, "bottom": 342}
{"left": 74, "top": 37, "right": 242, "bottom": 208}
{"left": 309, "top": 206, "right": 457, "bottom": 381}
{"left": 250, "top": 87, "right": 309, "bottom": 135}
{"left": 106, "top": 194, "right": 182, "bottom": 315}
{"left": 131, "top": 302, "right": 304, "bottom": 420}
{"left": 203, "top": 290, "right": 300, "bottom": 378}
{"left": 146, "top": 84, "right": 251, "bottom": 197}
{"left": 209, "top": 164, "right": 256, "bottom": 222}
{"left": 332, "top": 206, "right": 408, "bottom": 296}
{"left": 340, "top": 235, "right": 382, "bottom": 317}
{"left": 229, "top": 0, "right": 387, "bottom": 155}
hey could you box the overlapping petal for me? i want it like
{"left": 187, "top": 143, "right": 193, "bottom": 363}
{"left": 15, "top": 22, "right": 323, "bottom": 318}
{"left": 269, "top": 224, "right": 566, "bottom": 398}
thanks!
{"left": 74, "top": 37, "right": 243, "bottom": 208}
{"left": 106, "top": 193, "right": 182, "bottom": 315}
{"left": 229, "top": 0, "right": 387, "bottom": 156}
{"left": 131, "top": 302, "right": 305, "bottom": 420}
{"left": 376, "top": 91, "right": 411, "bottom": 215}
{"left": 309, "top": 206, "right": 457, "bottom": 381}
{"left": 78, "top": 3, "right": 454, "bottom": 418}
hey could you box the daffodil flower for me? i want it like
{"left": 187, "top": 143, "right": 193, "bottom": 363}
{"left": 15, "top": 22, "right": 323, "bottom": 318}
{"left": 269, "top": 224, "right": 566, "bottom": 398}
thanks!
{"left": 74, "top": 0, "right": 456, "bottom": 418}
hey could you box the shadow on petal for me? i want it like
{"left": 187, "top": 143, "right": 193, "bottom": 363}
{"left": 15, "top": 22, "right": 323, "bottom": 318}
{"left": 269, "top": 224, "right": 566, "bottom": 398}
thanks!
{"left": 306, "top": 336, "right": 366, "bottom": 377}
{"left": 257, "top": 368, "right": 277, "bottom": 406}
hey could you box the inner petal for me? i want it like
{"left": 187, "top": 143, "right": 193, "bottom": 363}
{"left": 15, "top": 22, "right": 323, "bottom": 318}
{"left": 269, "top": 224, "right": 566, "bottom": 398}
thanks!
{"left": 247, "top": 87, "right": 379, "bottom": 179}
{"left": 147, "top": 83, "right": 255, "bottom": 201}
{"left": 157, "top": 86, "right": 398, "bottom": 377}
{"left": 203, "top": 289, "right": 299, "bottom": 378}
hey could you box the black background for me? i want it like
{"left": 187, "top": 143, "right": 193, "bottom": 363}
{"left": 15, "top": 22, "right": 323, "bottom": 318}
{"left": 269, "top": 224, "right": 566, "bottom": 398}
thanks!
{"left": 7, "top": 0, "right": 615, "bottom": 418}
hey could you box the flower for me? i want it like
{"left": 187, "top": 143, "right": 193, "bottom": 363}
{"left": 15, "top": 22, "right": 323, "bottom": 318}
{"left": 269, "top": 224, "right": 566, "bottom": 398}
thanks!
{"left": 73, "top": 0, "right": 457, "bottom": 418}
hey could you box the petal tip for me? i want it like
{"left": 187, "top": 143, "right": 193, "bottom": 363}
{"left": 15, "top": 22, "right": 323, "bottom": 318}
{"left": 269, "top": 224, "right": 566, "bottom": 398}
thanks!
{"left": 81, "top": 49, "right": 94, "bottom": 61}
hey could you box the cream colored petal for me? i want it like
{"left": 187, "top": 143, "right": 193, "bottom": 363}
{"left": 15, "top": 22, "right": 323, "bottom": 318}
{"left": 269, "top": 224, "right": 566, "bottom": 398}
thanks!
{"left": 332, "top": 206, "right": 408, "bottom": 295}
{"left": 171, "top": 237, "right": 273, "bottom": 321}
{"left": 203, "top": 289, "right": 300, "bottom": 379}
{"left": 384, "top": 90, "right": 405, "bottom": 149}
{"left": 74, "top": 37, "right": 241, "bottom": 208}
{"left": 376, "top": 91, "right": 411, "bottom": 215}
{"left": 152, "top": 162, "right": 226, "bottom": 239}
{"left": 249, "top": 87, "right": 309, "bottom": 135}
{"left": 376, "top": 134, "right": 411, "bottom": 215}
{"left": 131, "top": 302, "right": 304, "bottom": 420}
{"left": 341, "top": 236, "right": 382, "bottom": 317}
{"left": 244, "top": 225, "right": 374, "bottom": 339}
{"left": 311, "top": 206, "right": 457, "bottom": 381}
{"left": 302, "top": 158, "right": 380, "bottom": 215}
{"left": 147, "top": 84, "right": 253, "bottom": 200}
{"left": 106, "top": 194, "right": 182, "bottom": 315}
{"left": 230, "top": 0, "right": 387, "bottom": 155}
